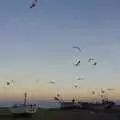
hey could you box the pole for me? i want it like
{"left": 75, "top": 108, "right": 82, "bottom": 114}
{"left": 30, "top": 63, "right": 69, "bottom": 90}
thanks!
{"left": 24, "top": 92, "right": 27, "bottom": 106}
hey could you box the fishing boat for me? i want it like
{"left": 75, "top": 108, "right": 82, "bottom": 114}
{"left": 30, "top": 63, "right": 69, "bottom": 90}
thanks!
{"left": 9, "top": 92, "right": 38, "bottom": 115}
{"left": 54, "top": 96, "right": 83, "bottom": 109}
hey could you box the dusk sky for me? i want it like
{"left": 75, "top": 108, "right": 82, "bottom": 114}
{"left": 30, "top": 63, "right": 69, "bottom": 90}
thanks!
{"left": 0, "top": 0, "right": 120, "bottom": 101}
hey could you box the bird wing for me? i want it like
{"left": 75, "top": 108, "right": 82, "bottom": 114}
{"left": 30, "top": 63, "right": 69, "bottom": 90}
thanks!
{"left": 74, "top": 84, "right": 78, "bottom": 87}
{"left": 88, "top": 58, "right": 94, "bottom": 62}
{"left": 77, "top": 77, "right": 84, "bottom": 80}
{"left": 30, "top": 4, "right": 36, "bottom": 8}
{"left": 72, "top": 46, "right": 82, "bottom": 52}
{"left": 93, "top": 62, "right": 97, "bottom": 66}
{"left": 49, "top": 80, "right": 55, "bottom": 84}
{"left": 75, "top": 60, "right": 80, "bottom": 66}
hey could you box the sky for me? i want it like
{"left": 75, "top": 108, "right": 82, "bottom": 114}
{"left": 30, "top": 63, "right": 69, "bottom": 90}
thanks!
{"left": 0, "top": 0, "right": 120, "bottom": 102}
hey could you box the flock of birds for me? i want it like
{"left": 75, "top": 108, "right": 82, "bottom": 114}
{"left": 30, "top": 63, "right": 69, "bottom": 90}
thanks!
{"left": 73, "top": 46, "right": 98, "bottom": 67}
{"left": 72, "top": 46, "right": 98, "bottom": 88}
{"left": 47, "top": 45, "right": 98, "bottom": 88}
{"left": 6, "top": 80, "right": 15, "bottom": 86}
{"left": 54, "top": 45, "right": 114, "bottom": 99}
{"left": 5, "top": 1, "right": 98, "bottom": 88}
{"left": 4, "top": 0, "right": 114, "bottom": 101}
{"left": 5, "top": 45, "right": 113, "bottom": 99}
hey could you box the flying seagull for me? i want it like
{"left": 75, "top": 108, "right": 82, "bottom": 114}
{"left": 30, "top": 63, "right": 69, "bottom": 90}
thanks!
{"left": 49, "top": 80, "right": 55, "bottom": 84}
{"left": 88, "top": 57, "right": 94, "bottom": 62}
{"left": 30, "top": 0, "right": 38, "bottom": 8}
{"left": 6, "top": 81, "right": 10, "bottom": 86}
{"left": 92, "top": 62, "right": 97, "bottom": 66}
{"left": 76, "top": 77, "right": 84, "bottom": 80}
{"left": 74, "top": 60, "right": 80, "bottom": 66}
{"left": 74, "top": 84, "right": 78, "bottom": 88}
{"left": 72, "top": 46, "right": 82, "bottom": 52}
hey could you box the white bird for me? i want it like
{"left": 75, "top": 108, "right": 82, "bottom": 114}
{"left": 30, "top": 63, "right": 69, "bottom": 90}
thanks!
{"left": 92, "top": 62, "right": 97, "bottom": 66}
{"left": 6, "top": 80, "right": 15, "bottom": 86}
{"left": 49, "top": 80, "right": 55, "bottom": 84}
{"left": 74, "top": 60, "right": 80, "bottom": 66}
{"left": 74, "top": 84, "right": 78, "bottom": 88}
{"left": 88, "top": 57, "right": 94, "bottom": 62}
{"left": 76, "top": 77, "right": 84, "bottom": 80}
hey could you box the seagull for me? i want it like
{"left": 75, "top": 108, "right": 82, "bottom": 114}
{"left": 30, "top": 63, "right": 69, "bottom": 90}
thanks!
{"left": 88, "top": 57, "right": 95, "bottom": 62}
{"left": 72, "top": 46, "right": 82, "bottom": 52}
{"left": 74, "top": 60, "right": 80, "bottom": 66}
{"left": 76, "top": 77, "right": 84, "bottom": 80}
{"left": 92, "top": 62, "right": 97, "bottom": 66}
{"left": 6, "top": 82, "right": 10, "bottom": 86}
{"left": 74, "top": 84, "right": 78, "bottom": 88}
{"left": 30, "top": 0, "right": 38, "bottom": 8}
{"left": 49, "top": 80, "right": 55, "bottom": 84}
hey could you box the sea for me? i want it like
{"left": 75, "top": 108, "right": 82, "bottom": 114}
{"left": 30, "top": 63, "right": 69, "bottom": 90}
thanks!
{"left": 0, "top": 100, "right": 120, "bottom": 108}
{"left": 0, "top": 100, "right": 61, "bottom": 108}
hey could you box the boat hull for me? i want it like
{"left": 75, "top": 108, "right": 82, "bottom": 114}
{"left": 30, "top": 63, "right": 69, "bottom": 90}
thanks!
{"left": 10, "top": 106, "right": 37, "bottom": 115}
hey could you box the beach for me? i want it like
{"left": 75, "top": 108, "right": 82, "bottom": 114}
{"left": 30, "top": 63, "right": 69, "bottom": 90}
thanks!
{"left": 0, "top": 108, "right": 119, "bottom": 120}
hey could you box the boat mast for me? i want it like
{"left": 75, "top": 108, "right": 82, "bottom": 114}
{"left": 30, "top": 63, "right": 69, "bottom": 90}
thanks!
{"left": 24, "top": 92, "right": 27, "bottom": 106}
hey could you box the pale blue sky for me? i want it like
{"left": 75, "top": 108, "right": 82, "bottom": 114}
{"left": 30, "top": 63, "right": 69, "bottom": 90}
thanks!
{"left": 0, "top": 0, "right": 120, "bottom": 100}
